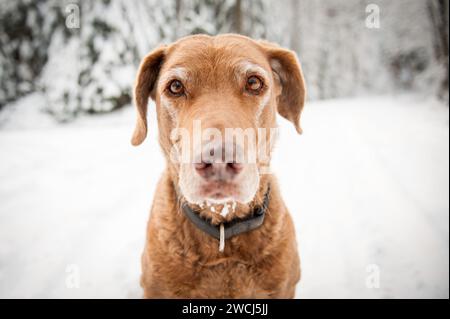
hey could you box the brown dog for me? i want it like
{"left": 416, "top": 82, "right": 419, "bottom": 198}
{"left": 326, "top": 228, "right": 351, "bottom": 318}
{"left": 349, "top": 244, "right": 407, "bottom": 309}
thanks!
{"left": 132, "top": 34, "right": 305, "bottom": 298}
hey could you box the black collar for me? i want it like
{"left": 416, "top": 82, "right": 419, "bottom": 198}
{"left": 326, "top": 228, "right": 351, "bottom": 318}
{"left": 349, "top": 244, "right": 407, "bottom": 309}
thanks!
{"left": 181, "top": 185, "right": 270, "bottom": 240}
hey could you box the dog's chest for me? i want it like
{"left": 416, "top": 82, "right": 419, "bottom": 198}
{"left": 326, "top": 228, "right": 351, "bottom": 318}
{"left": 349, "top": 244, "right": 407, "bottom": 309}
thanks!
{"left": 174, "top": 260, "right": 274, "bottom": 298}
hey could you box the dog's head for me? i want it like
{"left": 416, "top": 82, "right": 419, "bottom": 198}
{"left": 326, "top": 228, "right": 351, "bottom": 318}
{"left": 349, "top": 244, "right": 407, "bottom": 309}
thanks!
{"left": 132, "top": 34, "right": 306, "bottom": 208}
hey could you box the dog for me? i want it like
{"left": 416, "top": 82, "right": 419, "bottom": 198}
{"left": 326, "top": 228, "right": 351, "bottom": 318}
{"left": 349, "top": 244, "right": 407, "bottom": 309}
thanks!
{"left": 132, "top": 34, "right": 305, "bottom": 298}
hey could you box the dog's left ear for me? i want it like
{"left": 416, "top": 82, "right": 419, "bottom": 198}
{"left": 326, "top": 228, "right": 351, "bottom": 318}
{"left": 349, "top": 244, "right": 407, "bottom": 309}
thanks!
{"left": 131, "top": 45, "right": 166, "bottom": 146}
{"left": 259, "top": 41, "right": 306, "bottom": 134}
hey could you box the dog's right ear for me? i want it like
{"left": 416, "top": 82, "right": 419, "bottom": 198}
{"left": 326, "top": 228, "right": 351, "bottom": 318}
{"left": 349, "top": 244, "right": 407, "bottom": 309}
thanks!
{"left": 258, "top": 40, "right": 306, "bottom": 134}
{"left": 131, "top": 45, "right": 166, "bottom": 146}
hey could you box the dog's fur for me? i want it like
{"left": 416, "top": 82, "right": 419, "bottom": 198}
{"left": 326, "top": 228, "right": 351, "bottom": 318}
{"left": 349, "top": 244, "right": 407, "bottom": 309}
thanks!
{"left": 132, "top": 34, "right": 305, "bottom": 298}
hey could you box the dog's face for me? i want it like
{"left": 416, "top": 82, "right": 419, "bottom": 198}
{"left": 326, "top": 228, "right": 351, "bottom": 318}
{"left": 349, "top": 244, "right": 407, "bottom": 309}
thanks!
{"left": 132, "top": 34, "right": 305, "bottom": 206}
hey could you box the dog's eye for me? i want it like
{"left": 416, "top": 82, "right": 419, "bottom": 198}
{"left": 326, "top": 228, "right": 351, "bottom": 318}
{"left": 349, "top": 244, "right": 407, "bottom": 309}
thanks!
{"left": 245, "top": 76, "right": 264, "bottom": 94}
{"left": 168, "top": 80, "right": 184, "bottom": 96}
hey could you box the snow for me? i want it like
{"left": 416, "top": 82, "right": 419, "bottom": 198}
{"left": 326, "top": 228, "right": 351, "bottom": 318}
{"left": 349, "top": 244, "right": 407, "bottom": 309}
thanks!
{"left": 0, "top": 93, "right": 448, "bottom": 298}
{"left": 220, "top": 204, "right": 229, "bottom": 217}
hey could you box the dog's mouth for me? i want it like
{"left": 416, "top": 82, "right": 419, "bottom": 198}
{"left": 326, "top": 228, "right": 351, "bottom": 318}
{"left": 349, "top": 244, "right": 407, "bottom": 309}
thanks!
{"left": 198, "top": 181, "right": 240, "bottom": 201}
{"left": 179, "top": 181, "right": 253, "bottom": 221}
{"left": 178, "top": 160, "right": 260, "bottom": 210}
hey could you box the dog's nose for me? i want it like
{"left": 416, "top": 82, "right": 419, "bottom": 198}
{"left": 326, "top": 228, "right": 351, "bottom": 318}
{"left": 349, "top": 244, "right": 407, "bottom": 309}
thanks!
{"left": 194, "top": 141, "right": 245, "bottom": 181}
{"left": 195, "top": 161, "right": 243, "bottom": 181}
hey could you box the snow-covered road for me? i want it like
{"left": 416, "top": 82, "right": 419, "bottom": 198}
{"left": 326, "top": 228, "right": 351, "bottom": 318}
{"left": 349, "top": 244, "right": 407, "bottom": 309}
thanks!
{"left": 0, "top": 93, "right": 448, "bottom": 298}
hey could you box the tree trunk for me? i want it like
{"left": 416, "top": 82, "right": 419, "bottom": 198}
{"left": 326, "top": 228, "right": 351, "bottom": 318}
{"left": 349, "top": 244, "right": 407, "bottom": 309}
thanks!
{"left": 175, "top": 0, "right": 183, "bottom": 38}
{"left": 290, "top": 0, "right": 301, "bottom": 53}
{"left": 233, "top": 0, "right": 243, "bottom": 34}
{"left": 427, "top": 0, "right": 449, "bottom": 100}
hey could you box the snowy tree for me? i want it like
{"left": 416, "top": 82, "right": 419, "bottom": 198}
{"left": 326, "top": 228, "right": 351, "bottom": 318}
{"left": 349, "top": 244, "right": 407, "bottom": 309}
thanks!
{"left": 0, "top": 0, "right": 67, "bottom": 109}
{"left": 171, "top": 0, "right": 267, "bottom": 38}
{"left": 268, "top": 0, "right": 447, "bottom": 101}
{"left": 41, "top": 0, "right": 144, "bottom": 120}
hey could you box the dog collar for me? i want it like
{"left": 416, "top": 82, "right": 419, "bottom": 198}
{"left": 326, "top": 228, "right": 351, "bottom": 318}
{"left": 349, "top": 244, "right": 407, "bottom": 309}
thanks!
{"left": 181, "top": 185, "right": 270, "bottom": 248}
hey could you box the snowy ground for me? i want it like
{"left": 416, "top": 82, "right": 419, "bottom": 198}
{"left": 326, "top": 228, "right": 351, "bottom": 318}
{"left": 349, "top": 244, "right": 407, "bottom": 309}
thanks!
{"left": 0, "top": 93, "right": 448, "bottom": 298}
